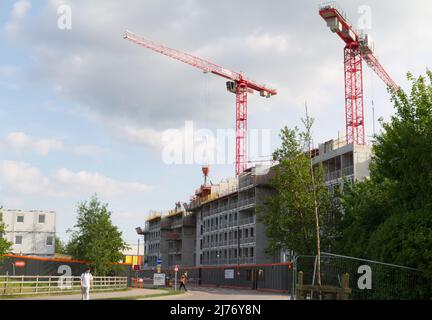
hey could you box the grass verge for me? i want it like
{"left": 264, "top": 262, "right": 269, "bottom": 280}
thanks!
{"left": 0, "top": 288, "right": 130, "bottom": 300}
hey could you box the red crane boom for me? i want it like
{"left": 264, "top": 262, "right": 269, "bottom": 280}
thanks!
{"left": 319, "top": 2, "right": 398, "bottom": 145}
{"left": 124, "top": 30, "right": 277, "bottom": 176}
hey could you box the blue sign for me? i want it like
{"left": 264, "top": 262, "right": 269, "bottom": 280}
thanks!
{"left": 157, "top": 258, "right": 162, "bottom": 265}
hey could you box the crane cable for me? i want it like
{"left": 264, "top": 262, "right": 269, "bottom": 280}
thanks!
{"left": 202, "top": 73, "right": 211, "bottom": 165}
{"left": 370, "top": 66, "right": 376, "bottom": 138}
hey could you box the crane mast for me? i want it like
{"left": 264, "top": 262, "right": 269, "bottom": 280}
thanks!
{"left": 124, "top": 30, "right": 277, "bottom": 176}
{"left": 319, "top": 2, "right": 398, "bottom": 145}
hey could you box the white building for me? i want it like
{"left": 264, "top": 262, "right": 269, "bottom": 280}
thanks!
{"left": 2, "top": 210, "right": 56, "bottom": 257}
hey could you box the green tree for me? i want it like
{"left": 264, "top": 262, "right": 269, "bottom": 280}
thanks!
{"left": 262, "top": 112, "right": 337, "bottom": 276}
{"left": 55, "top": 236, "right": 66, "bottom": 255}
{"left": 0, "top": 207, "right": 12, "bottom": 257}
{"left": 371, "top": 71, "right": 432, "bottom": 209}
{"left": 66, "top": 195, "right": 129, "bottom": 275}
{"left": 338, "top": 70, "right": 432, "bottom": 294}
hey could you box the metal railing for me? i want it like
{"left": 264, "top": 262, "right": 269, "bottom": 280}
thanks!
{"left": 238, "top": 197, "right": 256, "bottom": 208}
{"left": 0, "top": 276, "right": 128, "bottom": 296}
{"left": 240, "top": 217, "right": 255, "bottom": 225}
{"left": 240, "top": 237, "right": 256, "bottom": 245}
{"left": 324, "top": 167, "right": 354, "bottom": 182}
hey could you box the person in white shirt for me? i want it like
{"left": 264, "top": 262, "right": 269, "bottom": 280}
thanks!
{"left": 80, "top": 268, "right": 94, "bottom": 300}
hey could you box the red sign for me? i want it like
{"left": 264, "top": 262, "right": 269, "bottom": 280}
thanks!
{"left": 133, "top": 265, "right": 140, "bottom": 271}
{"left": 14, "top": 261, "right": 26, "bottom": 268}
{"left": 174, "top": 265, "right": 179, "bottom": 272}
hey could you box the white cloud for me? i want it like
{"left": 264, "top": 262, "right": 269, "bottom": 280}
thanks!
{"left": 5, "top": 0, "right": 32, "bottom": 34}
{"left": 55, "top": 168, "right": 153, "bottom": 196}
{"left": 70, "top": 145, "right": 109, "bottom": 157}
{"left": 0, "top": 160, "right": 63, "bottom": 197}
{"left": 12, "top": 0, "right": 32, "bottom": 18}
{"left": 245, "top": 34, "right": 289, "bottom": 53}
{"left": 0, "top": 160, "right": 153, "bottom": 198}
{"left": 119, "top": 126, "right": 164, "bottom": 150}
{"left": 0, "top": 132, "right": 111, "bottom": 158}
{"left": 3, "top": 132, "right": 64, "bottom": 155}
{"left": 0, "top": 65, "right": 19, "bottom": 78}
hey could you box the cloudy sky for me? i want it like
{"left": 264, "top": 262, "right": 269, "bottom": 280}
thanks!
{"left": 0, "top": 0, "right": 431, "bottom": 244}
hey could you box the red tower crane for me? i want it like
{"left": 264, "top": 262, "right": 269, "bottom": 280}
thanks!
{"left": 319, "top": 2, "right": 398, "bottom": 145}
{"left": 123, "top": 30, "right": 277, "bottom": 176}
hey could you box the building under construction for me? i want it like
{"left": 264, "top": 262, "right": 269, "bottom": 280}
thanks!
{"left": 313, "top": 136, "right": 372, "bottom": 194}
{"left": 140, "top": 203, "right": 196, "bottom": 268}
{"left": 139, "top": 137, "right": 372, "bottom": 269}
{"left": 188, "top": 165, "right": 277, "bottom": 267}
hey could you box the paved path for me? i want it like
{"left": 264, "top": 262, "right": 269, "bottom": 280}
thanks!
{"left": 145, "top": 287, "right": 291, "bottom": 300}
{"left": 14, "top": 288, "right": 166, "bottom": 300}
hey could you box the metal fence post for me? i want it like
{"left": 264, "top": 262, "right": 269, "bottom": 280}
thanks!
{"left": 292, "top": 256, "right": 297, "bottom": 300}
{"left": 20, "top": 275, "right": 24, "bottom": 294}
{"left": 3, "top": 276, "right": 8, "bottom": 295}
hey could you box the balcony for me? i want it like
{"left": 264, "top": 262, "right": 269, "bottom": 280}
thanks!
{"left": 238, "top": 197, "right": 256, "bottom": 208}
{"left": 240, "top": 217, "right": 255, "bottom": 225}
{"left": 324, "top": 166, "right": 354, "bottom": 182}
{"left": 240, "top": 237, "right": 256, "bottom": 245}
{"left": 171, "top": 220, "right": 183, "bottom": 229}
{"left": 160, "top": 220, "right": 172, "bottom": 230}
{"left": 239, "top": 175, "right": 254, "bottom": 190}
{"left": 203, "top": 256, "right": 255, "bottom": 266}
{"left": 165, "top": 231, "right": 181, "bottom": 241}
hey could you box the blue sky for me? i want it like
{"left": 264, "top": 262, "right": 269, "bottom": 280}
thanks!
{"left": 0, "top": 0, "right": 431, "bottom": 244}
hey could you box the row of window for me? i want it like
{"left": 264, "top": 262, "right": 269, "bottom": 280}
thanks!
{"left": 147, "top": 231, "right": 160, "bottom": 241}
{"left": 202, "top": 247, "right": 255, "bottom": 261}
{"left": 15, "top": 214, "right": 47, "bottom": 224}
{"left": 148, "top": 243, "right": 160, "bottom": 254}
{"left": 201, "top": 228, "right": 255, "bottom": 247}
{"left": 14, "top": 235, "right": 53, "bottom": 246}
{"left": 204, "top": 212, "right": 238, "bottom": 227}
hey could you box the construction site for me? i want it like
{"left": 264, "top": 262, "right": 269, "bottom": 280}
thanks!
{"left": 1, "top": 0, "right": 430, "bottom": 304}
{"left": 129, "top": 2, "right": 427, "bottom": 300}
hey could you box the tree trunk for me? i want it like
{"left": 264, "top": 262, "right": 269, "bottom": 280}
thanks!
{"left": 304, "top": 105, "right": 322, "bottom": 291}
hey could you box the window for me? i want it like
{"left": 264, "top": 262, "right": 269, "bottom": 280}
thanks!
{"left": 15, "top": 236, "right": 23, "bottom": 245}
{"left": 16, "top": 216, "right": 24, "bottom": 223}
{"left": 250, "top": 228, "right": 254, "bottom": 237}
{"left": 38, "top": 214, "right": 46, "bottom": 223}
{"left": 46, "top": 236, "right": 53, "bottom": 246}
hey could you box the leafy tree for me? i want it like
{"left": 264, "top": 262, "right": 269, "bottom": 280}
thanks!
{"left": 262, "top": 111, "right": 337, "bottom": 280}
{"left": 371, "top": 71, "right": 432, "bottom": 210}
{"left": 66, "top": 195, "right": 129, "bottom": 275}
{"left": 338, "top": 70, "right": 432, "bottom": 296}
{"left": 55, "top": 236, "right": 66, "bottom": 255}
{"left": 0, "top": 207, "right": 12, "bottom": 257}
